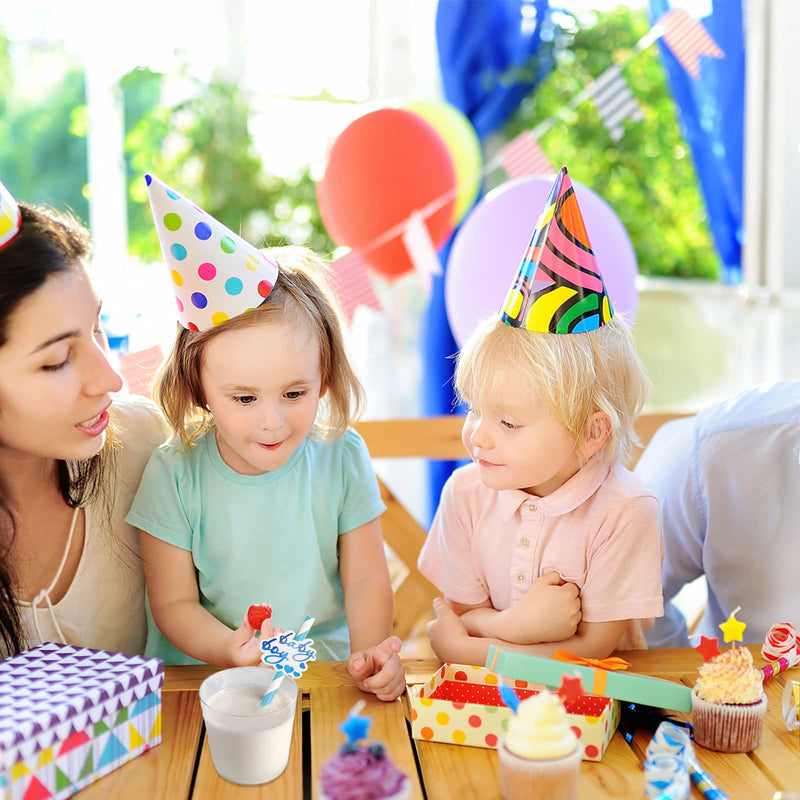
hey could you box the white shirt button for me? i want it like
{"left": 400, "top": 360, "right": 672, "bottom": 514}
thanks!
{"left": 526, "top": 502, "right": 537, "bottom": 512}
{"left": 516, "top": 572, "right": 526, "bottom": 583}
{"left": 520, "top": 537, "right": 530, "bottom": 548}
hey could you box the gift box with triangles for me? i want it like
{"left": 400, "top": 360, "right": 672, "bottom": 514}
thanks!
{"left": 0, "top": 642, "right": 164, "bottom": 800}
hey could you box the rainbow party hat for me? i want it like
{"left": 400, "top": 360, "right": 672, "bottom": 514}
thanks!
{"left": 500, "top": 167, "right": 613, "bottom": 333}
{"left": 0, "top": 178, "right": 22, "bottom": 249}
{"left": 145, "top": 174, "right": 279, "bottom": 331}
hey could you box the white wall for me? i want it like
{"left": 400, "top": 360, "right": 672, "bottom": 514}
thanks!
{"left": 743, "top": 0, "right": 800, "bottom": 298}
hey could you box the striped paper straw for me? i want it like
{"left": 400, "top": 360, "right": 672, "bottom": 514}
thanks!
{"left": 260, "top": 616, "right": 315, "bottom": 707}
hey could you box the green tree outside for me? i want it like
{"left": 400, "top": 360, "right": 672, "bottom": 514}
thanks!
{"left": 504, "top": 6, "right": 719, "bottom": 279}
{"left": 1, "top": 6, "right": 717, "bottom": 280}
{"left": 122, "top": 69, "right": 334, "bottom": 261}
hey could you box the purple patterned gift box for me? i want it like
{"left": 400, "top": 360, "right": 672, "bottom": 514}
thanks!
{"left": 0, "top": 642, "right": 164, "bottom": 800}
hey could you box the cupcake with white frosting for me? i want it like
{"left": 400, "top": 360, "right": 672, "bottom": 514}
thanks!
{"left": 498, "top": 691, "right": 581, "bottom": 800}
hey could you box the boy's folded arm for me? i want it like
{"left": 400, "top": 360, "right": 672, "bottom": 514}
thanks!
{"left": 429, "top": 599, "right": 629, "bottom": 666}
{"left": 450, "top": 573, "right": 582, "bottom": 644}
{"left": 478, "top": 619, "right": 629, "bottom": 662}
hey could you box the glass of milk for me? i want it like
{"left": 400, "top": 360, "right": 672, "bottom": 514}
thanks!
{"left": 199, "top": 667, "right": 298, "bottom": 785}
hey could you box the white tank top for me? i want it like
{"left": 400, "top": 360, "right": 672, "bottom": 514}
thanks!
{"left": 14, "top": 503, "right": 146, "bottom": 655}
{"left": 6, "top": 395, "right": 170, "bottom": 657}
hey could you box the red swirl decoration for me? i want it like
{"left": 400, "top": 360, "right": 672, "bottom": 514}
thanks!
{"left": 761, "top": 622, "right": 800, "bottom": 665}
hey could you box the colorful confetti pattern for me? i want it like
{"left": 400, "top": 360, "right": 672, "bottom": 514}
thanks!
{"left": 409, "top": 664, "right": 619, "bottom": 761}
{"left": 145, "top": 174, "right": 279, "bottom": 332}
{"left": 0, "top": 643, "right": 164, "bottom": 800}
{"left": 500, "top": 166, "right": 614, "bottom": 334}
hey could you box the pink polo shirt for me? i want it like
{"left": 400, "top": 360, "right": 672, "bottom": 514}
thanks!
{"left": 418, "top": 461, "right": 664, "bottom": 650}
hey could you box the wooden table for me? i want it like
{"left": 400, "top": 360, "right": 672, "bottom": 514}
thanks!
{"left": 73, "top": 647, "right": 799, "bottom": 799}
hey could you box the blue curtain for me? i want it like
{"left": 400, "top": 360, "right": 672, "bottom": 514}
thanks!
{"left": 649, "top": 0, "right": 745, "bottom": 284}
{"left": 422, "top": 0, "right": 555, "bottom": 523}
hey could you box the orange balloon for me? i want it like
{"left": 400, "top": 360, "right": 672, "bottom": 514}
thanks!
{"left": 317, "top": 109, "right": 456, "bottom": 279}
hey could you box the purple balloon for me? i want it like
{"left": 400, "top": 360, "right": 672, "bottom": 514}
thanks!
{"left": 445, "top": 176, "right": 638, "bottom": 346}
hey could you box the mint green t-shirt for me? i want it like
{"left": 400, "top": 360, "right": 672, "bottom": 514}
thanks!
{"left": 125, "top": 428, "right": 386, "bottom": 665}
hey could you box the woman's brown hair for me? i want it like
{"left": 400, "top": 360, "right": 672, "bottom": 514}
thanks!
{"left": 0, "top": 203, "right": 117, "bottom": 655}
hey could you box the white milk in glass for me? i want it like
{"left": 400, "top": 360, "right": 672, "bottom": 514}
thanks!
{"left": 199, "top": 668, "right": 297, "bottom": 785}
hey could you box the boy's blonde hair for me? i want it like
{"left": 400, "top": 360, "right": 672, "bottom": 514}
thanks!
{"left": 155, "top": 246, "right": 364, "bottom": 447}
{"left": 455, "top": 314, "right": 651, "bottom": 466}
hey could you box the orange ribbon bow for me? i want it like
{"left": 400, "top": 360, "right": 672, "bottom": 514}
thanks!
{"left": 553, "top": 649, "right": 631, "bottom": 671}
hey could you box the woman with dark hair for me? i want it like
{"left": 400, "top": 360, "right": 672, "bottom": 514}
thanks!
{"left": 0, "top": 179, "right": 168, "bottom": 657}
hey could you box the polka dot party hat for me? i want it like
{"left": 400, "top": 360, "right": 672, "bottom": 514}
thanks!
{"left": 145, "top": 174, "right": 279, "bottom": 331}
{"left": 0, "top": 177, "right": 22, "bottom": 249}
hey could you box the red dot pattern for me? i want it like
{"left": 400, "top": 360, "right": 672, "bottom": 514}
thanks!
{"left": 415, "top": 666, "right": 617, "bottom": 761}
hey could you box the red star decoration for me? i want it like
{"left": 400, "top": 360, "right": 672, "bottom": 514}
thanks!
{"left": 557, "top": 674, "right": 585, "bottom": 706}
{"left": 694, "top": 635, "right": 721, "bottom": 662}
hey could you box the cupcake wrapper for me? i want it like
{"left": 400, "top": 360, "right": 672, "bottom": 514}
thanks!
{"left": 691, "top": 690, "right": 767, "bottom": 753}
{"left": 497, "top": 743, "right": 581, "bottom": 800}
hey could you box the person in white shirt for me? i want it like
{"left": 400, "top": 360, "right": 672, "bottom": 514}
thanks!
{"left": 0, "top": 180, "right": 168, "bottom": 658}
{"left": 635, "top": 382, "right": 800, "bottom": 649}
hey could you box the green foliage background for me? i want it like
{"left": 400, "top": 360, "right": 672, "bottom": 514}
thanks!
{"left": 121, "top": 69, "right": 334, "bottom": 260}
{"left": 0, "top": 6, "right": 719, "bottom": 279}
{"left": 504, "top": 6, "right": 719, "bottom": 279}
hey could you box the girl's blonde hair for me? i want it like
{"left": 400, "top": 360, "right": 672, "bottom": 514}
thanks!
{"left": 155, "top": 246, "right": 364, "bottom": 447}
{"left": 455, "top": 314, "right": 651, "bottom": 466}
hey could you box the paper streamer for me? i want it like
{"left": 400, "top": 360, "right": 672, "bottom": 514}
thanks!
{"left": 762, "top": 623, "right": 800, "bottom": 665}
{"left": 644, "top": 753, "right": 690, "bottom": 799}
{"left": 781, "top": 680, "right": 800, "bottom": 733}
{"left": 761, "top": 656, "right": 793, "bottom": 683}
{"left": 646, "top": 721, "right": 729, "bottom": 800}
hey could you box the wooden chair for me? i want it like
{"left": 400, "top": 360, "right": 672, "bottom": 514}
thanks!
{"left": 356, "top": 411, "right": 693, "bottom": 645}
{"left": 355, "top": 417, "right": 466, "bottom": 643}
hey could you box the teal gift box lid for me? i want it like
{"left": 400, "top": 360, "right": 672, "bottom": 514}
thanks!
{"left": 486, "top": 646, "right": 693, "bottom": 713}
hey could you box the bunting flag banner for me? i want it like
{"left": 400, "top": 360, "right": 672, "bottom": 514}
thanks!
{"left": 656, "top": 7, "right": 724, "bottom": 79}
{"left": 329, "top": 249, "right": 382, "bottom": 322}
{"left": 498, "top": 130, "right": 555, "bottom": 179}
{"left": 118, "top": 345, "right": 165, "bottom": 398}
{"left": 403, "top": 210, "right": 443, "bottom": 295}
{"left": 589, "top": 65, "right": 644, "bottom": 142}
{"left": 500, "top": 166, "right": 614, "bottom": 334}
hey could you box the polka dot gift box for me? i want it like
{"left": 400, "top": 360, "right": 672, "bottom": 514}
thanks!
{"left": 408, "top": 664, "right": 619, "bottom": 762}
{"left": 145, "top": 174, "right": 279, "bottom": 331}
{"left": 0, "top": 642, "right": 164, "bottom": 800}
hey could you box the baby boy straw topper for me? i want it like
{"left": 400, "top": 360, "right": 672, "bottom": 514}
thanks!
{"left": 501, "top": 166, "right": 614, "bottom": 334}
{"left": 145, "top": 174, "right": 279, "bottom": 331}
{"left": 259, "top": 615, "right": 317, "bottom": 707}
{"left": 0, "top": 178, "right": 22, "bottom": 249}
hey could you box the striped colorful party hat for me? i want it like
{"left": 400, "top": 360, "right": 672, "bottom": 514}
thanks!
{"left": 0, "top": 178, "right": 22, "bottom": 249}
{"left": 500, "top": 167, "right": 613, "bottom": 333}
{"left": 145, "top": 174, "right": 279, "bottom": 331}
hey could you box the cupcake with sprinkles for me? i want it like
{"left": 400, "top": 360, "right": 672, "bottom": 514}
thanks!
{"left": 319, "top": 701, "right": 410, "bottom": 800}
{"left": 690, "top": 608, "right": 767, "bottom": 753}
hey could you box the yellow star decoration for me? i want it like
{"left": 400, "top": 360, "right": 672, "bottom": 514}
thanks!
{"left": 719, "top": 611, "right": 747, "bottom": 643}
